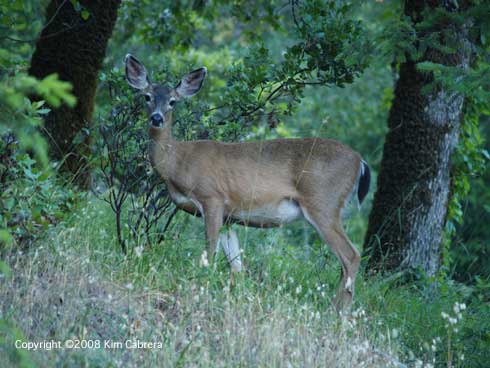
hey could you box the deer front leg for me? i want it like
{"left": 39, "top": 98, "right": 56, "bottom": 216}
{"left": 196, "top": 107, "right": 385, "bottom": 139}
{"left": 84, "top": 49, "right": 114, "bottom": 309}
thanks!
{"left": 203, "top": 202, "right": 224, "bottom": 264}
{"left": 219, "top": 229, "right": 242, "bottom": 272}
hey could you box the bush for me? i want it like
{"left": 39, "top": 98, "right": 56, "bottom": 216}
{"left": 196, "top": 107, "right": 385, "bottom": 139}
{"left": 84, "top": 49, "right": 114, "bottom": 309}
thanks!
{"left": 0, "top": 136, "right": 80, "bottom": 248}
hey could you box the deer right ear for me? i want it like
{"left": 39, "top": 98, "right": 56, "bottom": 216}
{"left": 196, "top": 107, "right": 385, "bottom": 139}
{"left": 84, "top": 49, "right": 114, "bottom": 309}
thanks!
{"left": 125, "top": 54, "right": 150, "bottom": 90}
{"left": 175, "top": 67, "right": 207, "bottom": 98}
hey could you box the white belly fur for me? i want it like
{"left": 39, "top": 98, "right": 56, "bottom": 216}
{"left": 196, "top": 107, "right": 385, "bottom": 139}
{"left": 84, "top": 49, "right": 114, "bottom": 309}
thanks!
{"left": 170, "top": 188, "right": 302, "bottom": 226}
{"left": 232, "top": 199, "right": 302, "bottom": 225}
{"left": 170, "top": 190, "right": 203, "bottom": 215}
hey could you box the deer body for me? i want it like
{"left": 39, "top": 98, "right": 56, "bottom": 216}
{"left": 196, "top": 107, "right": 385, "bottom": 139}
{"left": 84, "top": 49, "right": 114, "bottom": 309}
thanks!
{"left": 151, "top": 128, "right": 361, "bottom": 227}
{"left": 126, "top": 55, "right": 370, "bottom": 309}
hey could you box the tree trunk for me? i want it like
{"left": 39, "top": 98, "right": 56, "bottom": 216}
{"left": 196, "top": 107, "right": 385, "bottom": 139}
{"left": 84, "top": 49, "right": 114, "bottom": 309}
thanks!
{"left": 363, "top": 1, "right": 471, "bottom": 275}
{"left": 29, "top": 0, "right": 121, "bottom": 187}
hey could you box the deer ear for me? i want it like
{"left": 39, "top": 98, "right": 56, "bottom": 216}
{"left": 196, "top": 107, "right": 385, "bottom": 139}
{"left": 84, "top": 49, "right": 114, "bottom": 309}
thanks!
{"left": 175, "top": 67, "right": 207, "bottom": 98}
{"left": 125, "top": 54, "right": 150, "bottom": 90}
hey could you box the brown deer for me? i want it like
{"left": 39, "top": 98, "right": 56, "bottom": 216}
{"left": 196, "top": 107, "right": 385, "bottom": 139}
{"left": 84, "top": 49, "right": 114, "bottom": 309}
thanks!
{"left": 125, "top": 54, "right": 371, "bottom": 309}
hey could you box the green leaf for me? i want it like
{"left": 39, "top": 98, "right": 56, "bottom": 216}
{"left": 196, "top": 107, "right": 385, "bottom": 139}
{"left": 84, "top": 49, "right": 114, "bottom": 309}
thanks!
{"left": 33, "top": 100, "right": 45, "bottom": 109}
{"left": 0, "top": 229, "right": 13, "bottom": 245}
{"left": 71, "top": 0, "right": 81, "bottom": 12}
{"left": 0, "top": 261, "right": 12, "bottom": 278}
{"left": 3, "top": 197, "right": 15, "bottom": 211}
{"left": 81, "top": 9, "right": 90, "bottom": 20}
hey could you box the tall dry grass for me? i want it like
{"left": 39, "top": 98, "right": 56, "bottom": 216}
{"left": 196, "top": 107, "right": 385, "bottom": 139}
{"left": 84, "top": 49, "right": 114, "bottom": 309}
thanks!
{"left": 0, "top": 208, "right": 404, "bottom": 367}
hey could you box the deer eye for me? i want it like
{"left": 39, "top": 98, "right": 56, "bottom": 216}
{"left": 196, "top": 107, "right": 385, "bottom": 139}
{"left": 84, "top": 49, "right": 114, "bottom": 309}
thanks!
{"left": 144, "top": 94, "right": 152, "bottom": 103}
{"left": 169, "top": 99, "right": 176, "bottom": 107}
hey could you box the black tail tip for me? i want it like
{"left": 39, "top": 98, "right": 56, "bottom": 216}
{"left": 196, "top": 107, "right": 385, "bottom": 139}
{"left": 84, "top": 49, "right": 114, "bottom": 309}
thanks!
{"left": 357, "top": 161, "right": 371, "bottom": 205}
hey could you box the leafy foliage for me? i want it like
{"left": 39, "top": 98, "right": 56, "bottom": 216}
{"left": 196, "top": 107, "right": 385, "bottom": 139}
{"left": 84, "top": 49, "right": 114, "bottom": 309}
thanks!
{"left": 0, "top": 1, "right": 77, "bottom": 249}
{"left": 0, "top": 73, "right": 75, "bottom": 165}
{"left": 0, "top": 138, "right": 80, "bottom": 247}
{"left": 108, "top": 0, "right": 370, "bottom": 143}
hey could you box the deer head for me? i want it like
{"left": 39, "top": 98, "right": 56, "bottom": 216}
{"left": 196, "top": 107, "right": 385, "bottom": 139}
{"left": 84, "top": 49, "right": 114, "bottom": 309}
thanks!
{"left": 125, "top": 54, "right": 207, "bottom": 128}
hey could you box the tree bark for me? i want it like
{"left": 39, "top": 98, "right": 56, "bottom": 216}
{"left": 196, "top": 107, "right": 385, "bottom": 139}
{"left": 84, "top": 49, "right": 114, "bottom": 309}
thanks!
{"left": 29, "top": 0, "right": 121, "bottom": 187}
{"left": 363, "top": 0, "right": 471, "bottom": 275}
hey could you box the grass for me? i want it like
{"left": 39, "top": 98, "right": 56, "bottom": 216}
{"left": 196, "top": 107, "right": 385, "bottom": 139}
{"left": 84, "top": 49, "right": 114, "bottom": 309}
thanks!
{"left": 0, "top": 198, "right": 488, "bottom": 367}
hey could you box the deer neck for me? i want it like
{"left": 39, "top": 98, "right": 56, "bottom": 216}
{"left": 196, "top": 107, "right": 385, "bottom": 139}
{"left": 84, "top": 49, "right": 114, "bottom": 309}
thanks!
{"left": 149, "top": 123, "right": 177, "bottom": 181}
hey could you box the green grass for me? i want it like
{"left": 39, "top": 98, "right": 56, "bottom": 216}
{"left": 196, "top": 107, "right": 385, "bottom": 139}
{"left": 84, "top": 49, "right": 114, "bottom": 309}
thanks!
{"left": 1, "top": 197, "right": 488, "bottom": 367}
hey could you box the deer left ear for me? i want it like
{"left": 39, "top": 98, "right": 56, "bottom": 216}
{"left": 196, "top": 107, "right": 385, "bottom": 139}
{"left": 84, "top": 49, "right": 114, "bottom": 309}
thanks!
{"left": 125, "top": 54, "right": 150, "bottom": 90}
{"left": 175, "top": 67, "right": 207, "bottom": 98}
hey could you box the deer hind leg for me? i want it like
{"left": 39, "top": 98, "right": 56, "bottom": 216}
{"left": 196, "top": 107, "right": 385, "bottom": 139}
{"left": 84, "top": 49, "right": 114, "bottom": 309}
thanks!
{"left": 301, "top": 205, "right": 360, "bottom": 311}
{"left": 328, "top": 227, "right": 360, "bottom": 311}
{"left": 218, "top": 229, "right": 242, "bottom": 272}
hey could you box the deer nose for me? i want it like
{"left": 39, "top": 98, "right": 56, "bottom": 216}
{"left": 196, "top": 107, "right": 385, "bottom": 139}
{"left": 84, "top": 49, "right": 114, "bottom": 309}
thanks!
{"left": 150, "top": 113, "right": 164, "bottom": 127}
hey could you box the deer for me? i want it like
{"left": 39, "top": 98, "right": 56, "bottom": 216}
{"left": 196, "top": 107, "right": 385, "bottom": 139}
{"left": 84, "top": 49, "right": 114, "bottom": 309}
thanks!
{"left": 125, "top": 54, "right": 371, "bottom": 310}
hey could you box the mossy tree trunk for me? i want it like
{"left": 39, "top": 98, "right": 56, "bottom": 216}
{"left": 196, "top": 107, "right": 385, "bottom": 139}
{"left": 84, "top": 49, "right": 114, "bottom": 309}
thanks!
{"left": 363, "top": 0, "right": 471, "bottom": 275}
{"left": 29, "top": 0, "right": 121, "bottom": 187}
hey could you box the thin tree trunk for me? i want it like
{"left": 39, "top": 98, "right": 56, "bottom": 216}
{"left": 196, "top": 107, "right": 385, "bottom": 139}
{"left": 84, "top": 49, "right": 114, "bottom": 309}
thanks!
{"left": 363, "top": 1, "right": 471, "bottom": 275}
{"left": 29, "top": 0, "right": 121, "bottom": 187}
